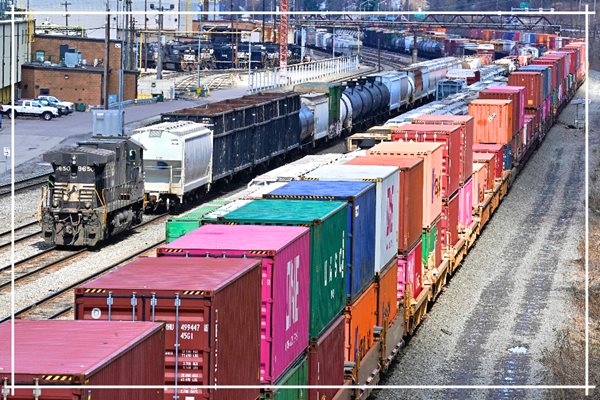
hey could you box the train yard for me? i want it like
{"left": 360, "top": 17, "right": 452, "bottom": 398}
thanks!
{"left": 0, "top": 13, "right": 593, "bottom": 400}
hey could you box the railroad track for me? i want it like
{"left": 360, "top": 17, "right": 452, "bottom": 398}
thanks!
{"left": 0, "top": 173, "right": 49, "bottom": 198}
{"left": 0, "top": 214, "right": 168, "bottom": 322}
{"left": 0, "top": 221, "right": 41, "bottom": 251}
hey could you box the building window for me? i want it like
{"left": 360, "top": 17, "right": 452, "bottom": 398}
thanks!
{"left": 40, "top": 88, "right": 50, "bottom": 95}
{"left": 35, "top": 51, "right": 45, "bottom": 62}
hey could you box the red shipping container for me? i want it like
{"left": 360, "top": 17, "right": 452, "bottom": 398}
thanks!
{"left": 345, "top": 155, "right": 423, "bottom": 253}
{"left": 0, "top": 320, "right": 164, "bottom": 400}
{"left": 377, "top": 259, "right": 398, "bottom": 329}
{"left": 525, "top": 111, "right": 541, "bottom": 139}
{"left": 479, "top": 86, "right": 526, "bottom": 133}
{"left": 309, "top": 316, "right": 344, "bottom": 400}
{"left": 524, "top": 115, "right": 535, "bottom": 149}
{"left": 76, "top": 257, "right": 262, "bottom": 400}
{"left": 473, "top": 152, "right": 497, "bottom": 186}
{"left": 390, "top": 123, "right": 462, "bottom": 197}
{"left": 468, "top": 99, "right": 513, "bottom": 145}
{"left": 441, "top": 193, "right": 460, "bottom": 249}
{"left": 509, "top": 71, "right": 544, "bottom": 109}
{"left": 397, "top": 239, "right": 423, "bottom": 301}
{"left": 157, "top": 224, "right": 310, "bottom": 385}
{"left": 410, "top": 114, "right": 475, "bottom": 184}
{"left": 472, "top": 143, "right": 503, "bottom": 176}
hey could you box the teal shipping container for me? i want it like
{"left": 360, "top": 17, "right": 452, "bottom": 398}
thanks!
{"left": 220, "top": 199, "right": 349, "bottom": 338}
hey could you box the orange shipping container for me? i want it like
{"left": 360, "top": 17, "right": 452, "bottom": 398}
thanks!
{"left": 368, "top": 141, "right": 443, "bottom": 230}
{"left": 473, "top": 152, "right": 496, "bottom": 188}
{"left": 468, "top": 99, "right": 513, "bottom": 145}
{"left": 472, "top": 162, "right": 488, "bottom": 206}
{"left": 345, "top": 281, "right": 377, "bottom": 364}
{"left": 376, "top": 260, "right": 398, "bottom": 330}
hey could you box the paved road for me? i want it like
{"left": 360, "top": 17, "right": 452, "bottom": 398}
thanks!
{"left": 373, "top": 84, "right": 589, "bottom": 400}
{"left": 0, "top": 86, "right": 249, "bottom": 179}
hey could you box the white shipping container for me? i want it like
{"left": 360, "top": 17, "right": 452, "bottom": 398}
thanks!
{"left": 303, "top": 164, "right": 399, "bottom": 272}
{"left": 228, "top": 182, "right": 288, "bottom": 201}
{"left": 248, "top": 154, "right": 343, "bottom": 186}
{"left": 132, "top": 121, "right": 213, "bottom": 201}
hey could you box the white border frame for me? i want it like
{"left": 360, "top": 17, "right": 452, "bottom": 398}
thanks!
{"left": 6, "top": 4, "right": 596, "bottom": 396}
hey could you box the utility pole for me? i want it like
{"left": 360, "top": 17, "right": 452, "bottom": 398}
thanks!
{"left": 262, "top": 0, "right": 266, "bottom": 42}
{"left": 61, "top": 1, "right": 72, "bottom": 27}
{"left": 412, "top": 29, "right": 418, "bottom": 64}
{"left": 151, "top": 1, "right": 174, "bottom": 79}
{"left": 144, "top": 0, "right": 148, "bottom": 71}
{"left": 103, "top": 0, "right": 110, "bottom": 109}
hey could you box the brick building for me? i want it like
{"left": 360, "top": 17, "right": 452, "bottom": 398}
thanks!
{"left": 20, "top": 34, "right": 137, "bottom": 105}
{"left": 0, "top": 18, "right": 33, "bottom": 104}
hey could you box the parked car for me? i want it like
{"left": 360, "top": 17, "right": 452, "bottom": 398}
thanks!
{"left": 36, "top": 95, "right": 74, "bottom": 113}
{"left": 36, "top": 98, "right": 68, "bottom": 116}
{"left": 1, "top": 100, "right": 59, "bottom": 121}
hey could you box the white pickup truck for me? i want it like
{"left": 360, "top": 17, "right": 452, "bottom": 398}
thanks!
{"left": 1, "top": 100, "right": 59, "bottom": 121}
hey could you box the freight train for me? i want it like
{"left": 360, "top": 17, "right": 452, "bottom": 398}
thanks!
{"left": 19, "top": 39, "right": 586, "bottom": 399}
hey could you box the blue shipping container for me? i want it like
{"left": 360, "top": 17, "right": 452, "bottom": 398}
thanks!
{"left": 503, "top": 143, "right": 513, "bottom": 170}
{"left": 265, "top": 180, "right": 376, "bottom": 300}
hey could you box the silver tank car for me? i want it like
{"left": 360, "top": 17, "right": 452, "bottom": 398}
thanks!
{"left": 40, "top": 136, "right": 145, "bottom": 247}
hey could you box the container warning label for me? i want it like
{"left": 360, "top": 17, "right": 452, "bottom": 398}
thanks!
{"left": 91, "top": 308, "right": 102, "bottom": 319}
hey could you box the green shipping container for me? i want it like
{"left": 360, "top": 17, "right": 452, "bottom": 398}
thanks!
{"left": 165, "top": 200, "right": 230, "bottom": 243}
{"left": 221, "top": 199, "right": 348, "bottom": 338}
{"left": 263, "top": 356, "right": 308, "bottom": 400}
{"left": 422, "top": 226, "right": 437, "bottom": 269}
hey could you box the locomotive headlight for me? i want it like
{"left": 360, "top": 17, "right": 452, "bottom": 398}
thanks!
{"left": 85, "top": 202, "right": 91, "bottom": 209}
{"left": 52, "top": 201, "right": 59, "bottom": 208}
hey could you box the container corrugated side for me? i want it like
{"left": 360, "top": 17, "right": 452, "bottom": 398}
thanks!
{"left": 410, "top": 115, "right": 474, "bottom": 184}
{"left": 398, "top": 240, "right": 423, "bottom": 300}
{"left": 459, "top": 178, "right": 473, "bottom": 230}
{"left": 266, "top": 355, "right": 308, "bottom": 400}
{"left": 390, "top": 123, "right": 462, "bottom": 197}
{"left": 478, "top": 85, "right": 526, "bottom": 134}
{"left": 473, "top": 152, "right": 497, "bottom": 186}
{"left": 422, "top": 223, "right": 437, "bottom": 270}
{"left": 367, "top": 141, "right": 443, "bottom": 230}
{"left": 472, "top": 163, "right": 488, "bottom": 206}
{"left": 345, "top": 281, "right": 377, "bottom": 365}
{"left": 75, "top": 257, "right": 262, "bottom": 400}
{"left": 308, "top": 316, "right": 345, "bottom": 400}
{"left": 265, "top": 180, "right": 376, "bottom": 301}
{"left": 0, "top": 320, "right": 165, "bottom": 400}
{"left": 468, "top": 99, "right": 513, "bottom": 145}
{"left": 441, "top": 192, "right": 460, "bottom": 249}
{"left": 508, "top": 72, "right": 544, "bottom": 109}
{"left": 157, "top": 224, "right": 310, "bottom": 385}
{"left": 219, "top": 199, "right": 348, "bottom": 338}
{"left": 344, "top": 155, "right": 423, "bottom": 253}
{"left": 303, "top": 164, "right": 400, "bottom": 273}
{"left": 472, "top": 143, "right": 503, "bottom": 176}
{"left": 377, "top": 259, "right": 398, "bottom": 329}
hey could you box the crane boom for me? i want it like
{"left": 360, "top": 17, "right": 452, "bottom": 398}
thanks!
{"left": 279, "top": 0, "right": 288, "bottom": 69}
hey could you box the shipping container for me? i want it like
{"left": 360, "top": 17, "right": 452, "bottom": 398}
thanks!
{"left": 459, "top": 177, "right": 473, "bottom": 230}
{"left": 76, "top": 257, "right": 261, "bottom": 400}
{"left": 308, "top": 317, "right": 345, "bottom": 400}
{"left": 158, "top": 224, "right": 310, "bottom": 384}
{"left": 0, "top": 320, "right": 164, "bottom": 400}
{"left": 441, "top": 192, "right": 460, "bottom": 249}
{"left": 265, "top": 356, "right": 308, "bottom": 400}
{"left": 410, "top": 114, "right": 474, "bottom": 185}
{"left": 508, "top": 71, "right": 544, "bottom": 109}
{"left": 472, "top": 143, "right": 504, "bottom": 176}
{"left": 390, "top": 123, "right": 462, "bottom": 197}
{"left": 377, "top": 259, "right": 399, "bottom": 329}
{"left": 473, "top": 152, "right": 497, "bottom": 186}
{"left": 398, "top": 239, "right": 423, "bottom": 300}
{"left": 218, "top": 199, "right": 348, "bottom": 338}
{"left": 422, "top": 222, "right": 437, "bottom": 270}
{"left": 519, "top": 65, "right": 552, "bottom": 99}
{"left": 248, "top": 154, "right": 343, "bottom": 186}
{"left": 166, "top": 200, "right": 230, "bottom": 243}
{"left": 468, "top": 99, "right": 513, "bottom": 145}
{"left": 303, "top": 164, "right": 399, "bottom": 273}
{"left": 367, "top": 141, "right": 443, "bottom": 230}
{"left": 344, "top": 155, "right": 423, "bottom": 253}
{"left": 472, "top": 162, "right": 488, "bottom": 206}
{"left": 478, "top": 86, "right": 526, "bottom": 133}
{"left": 345, "top": 281, "right": 377, "bottom": 365}
{"left": 265, "top": 180, "right": 376, "bottom": 301}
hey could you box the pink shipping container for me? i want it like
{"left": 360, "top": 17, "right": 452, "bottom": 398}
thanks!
{"left": 410, "top": 114, "right": 475, "bottom": 184}
{"left": 459, "top": 178, "right": 473, "bottom": 230}
{"left": 468, "top": 99, "right": 513, "bottom": 145}
{"left": 391, "top": 123, "right": 463, "bottom": 197}
{"left": 368, "top": 141, "right": 444, "bottom": 230}
{"left": 397, "top": 239, "right": 423, "bottom": 301}
{"left": 157, "top": 224, "right": 310, "bottom": 385}
{"left": 0, "top": 320, "right": 165, "bottom": 400}
{"left": 472, "top": 143, "right": 503, "bottom": 176}
{"left": 75, "top": 257, "right": 263, "bottom": 400}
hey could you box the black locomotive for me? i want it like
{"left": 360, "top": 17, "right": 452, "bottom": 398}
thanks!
{"left": 40, "top": 136, "right": 145, "bottom": 247}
